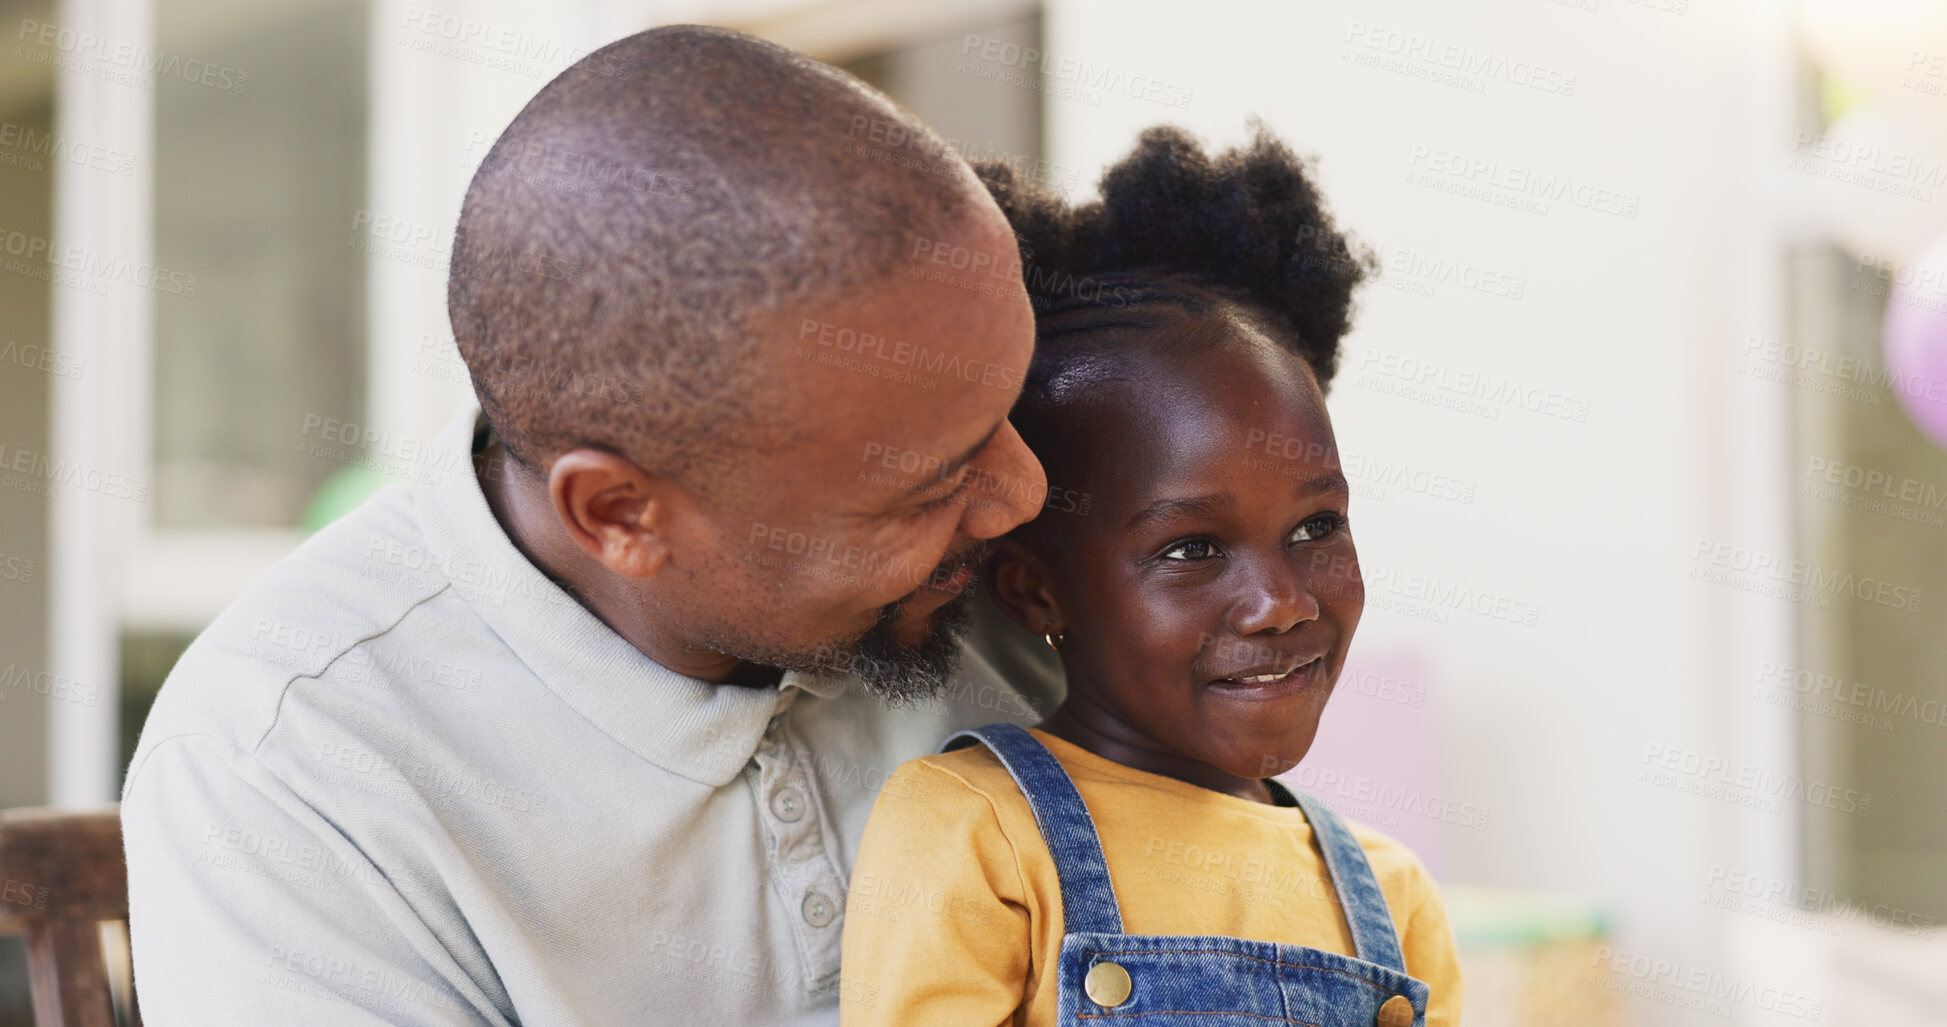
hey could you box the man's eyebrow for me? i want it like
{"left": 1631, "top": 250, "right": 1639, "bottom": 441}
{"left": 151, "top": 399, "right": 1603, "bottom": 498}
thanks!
{"left": 901, "top": 420, "right": 1004, "bottom": 497}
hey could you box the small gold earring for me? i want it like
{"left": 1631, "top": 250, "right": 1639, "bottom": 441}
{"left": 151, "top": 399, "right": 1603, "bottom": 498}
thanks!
{"left": 1044, "top": 631, "right": 1065, "bottom": 650}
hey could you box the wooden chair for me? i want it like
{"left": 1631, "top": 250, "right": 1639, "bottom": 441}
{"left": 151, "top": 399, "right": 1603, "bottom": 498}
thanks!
{"left": 0, "top": 807, "right": 141, "bottom": 1027}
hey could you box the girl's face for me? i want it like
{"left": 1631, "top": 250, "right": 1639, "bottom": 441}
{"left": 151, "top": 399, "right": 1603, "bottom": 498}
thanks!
{"left": 998, "top": 325, "right": 1362, "bottom": 785}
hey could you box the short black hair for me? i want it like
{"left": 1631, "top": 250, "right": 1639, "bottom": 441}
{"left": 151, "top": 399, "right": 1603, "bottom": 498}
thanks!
{"left": 449, "top": 25, "right": 977, "bottom": 485}
{"left": 974, "top": 124, "right": 1373, "bottom": 423}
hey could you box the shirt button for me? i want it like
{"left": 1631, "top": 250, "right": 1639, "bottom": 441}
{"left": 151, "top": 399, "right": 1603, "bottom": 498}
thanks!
{"left": 770, "top": 786, "right": 806, "bottom": 822}
{"left": 1376, "top": 994, "right": 1414, "bottom": 1027}
{"left": 801, "top": 888, "right": 837, "bottom": 928}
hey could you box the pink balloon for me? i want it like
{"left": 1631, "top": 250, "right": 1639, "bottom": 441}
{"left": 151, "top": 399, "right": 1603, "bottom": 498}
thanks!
{"left": 1882, "top": 239, "right": 1947, "bottom": 450}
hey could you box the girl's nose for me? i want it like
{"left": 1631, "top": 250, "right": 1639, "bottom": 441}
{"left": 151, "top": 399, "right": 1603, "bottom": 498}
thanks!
{"left": 1226, "top": 558, "right": 1321, "bottom": 636}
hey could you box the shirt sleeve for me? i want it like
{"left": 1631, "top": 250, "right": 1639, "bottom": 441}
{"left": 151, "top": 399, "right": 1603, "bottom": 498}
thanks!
{"left": 122, "top": 734, "right": 509, "bottom": 1026}
{"left": 839, "top": 760, "right": 1033, "bottom": 1027}
{"left": 1400, "top": 874, "right": 1465, "bottom": 1025}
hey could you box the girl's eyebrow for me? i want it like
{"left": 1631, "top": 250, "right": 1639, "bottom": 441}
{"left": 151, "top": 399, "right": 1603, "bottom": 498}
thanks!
{"left": 1127, "top": 493, "right": 1233, "bottom": 530}
{"left": 1125, "top": 473, "right": 1348, "bottom": 530}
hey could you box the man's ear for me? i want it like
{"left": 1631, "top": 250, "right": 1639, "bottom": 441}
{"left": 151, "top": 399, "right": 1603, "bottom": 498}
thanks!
{"left": 548, "top": 449, "right": 676, "bottom": 579}
{"left": 986, "top": 536, "right": 1064, "bottom": 636}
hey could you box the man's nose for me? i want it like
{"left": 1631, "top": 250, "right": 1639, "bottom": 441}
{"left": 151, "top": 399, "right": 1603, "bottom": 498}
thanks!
{"left": 957, "top": 419, "right": 1048, "bottom": 540}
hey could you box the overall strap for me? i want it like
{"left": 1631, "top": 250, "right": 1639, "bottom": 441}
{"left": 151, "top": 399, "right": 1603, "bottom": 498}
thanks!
{"left": 941, "top": 724, "right": 1124, "bottom": 935}
{"left": 1289, "top": 791, "right": 1407, "bottom": 972}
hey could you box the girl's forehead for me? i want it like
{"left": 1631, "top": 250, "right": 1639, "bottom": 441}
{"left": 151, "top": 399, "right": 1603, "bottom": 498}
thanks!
{"left": 1074, "top": 342, "right": 1338, "bottom": 489}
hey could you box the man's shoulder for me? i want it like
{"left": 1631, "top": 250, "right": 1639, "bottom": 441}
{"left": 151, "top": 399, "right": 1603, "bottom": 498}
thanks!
{"left": 132, "top": 485, "right": 456, "bottom": 770}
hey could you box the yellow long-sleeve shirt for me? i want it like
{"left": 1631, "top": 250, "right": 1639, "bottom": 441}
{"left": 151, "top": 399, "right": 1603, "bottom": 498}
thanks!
{"left": 839, "top": 729, "right": 1462, "bottom": 1026}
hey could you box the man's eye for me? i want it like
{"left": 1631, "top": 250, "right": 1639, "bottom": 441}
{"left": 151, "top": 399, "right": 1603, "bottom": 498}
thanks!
{"left": 914, "top": 474, "right": 971, "bottom": 515}
{"left": 1160, "top": 538, "right": 1220, "bottom": 561}
{"left": 1289, "top": 512, "right": 1346, "bottom": 543}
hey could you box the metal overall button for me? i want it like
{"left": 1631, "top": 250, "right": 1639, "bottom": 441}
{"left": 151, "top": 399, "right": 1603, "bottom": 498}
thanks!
{"left": 1377, "top": 994, "right": 1413, "bottom": 1027}
{"left": 1084, "top": 961, "right": 1131, "bottom": 1007}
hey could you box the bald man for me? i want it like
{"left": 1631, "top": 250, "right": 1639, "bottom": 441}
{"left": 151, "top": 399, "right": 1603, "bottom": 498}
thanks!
{"left": 122, "top": 26, "right": 1062, "bottom": 1025}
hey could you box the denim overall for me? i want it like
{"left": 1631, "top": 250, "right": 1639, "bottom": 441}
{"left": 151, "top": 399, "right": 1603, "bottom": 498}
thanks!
{"left": 945, "top": 723, "right": 1430, "bottom": 1026}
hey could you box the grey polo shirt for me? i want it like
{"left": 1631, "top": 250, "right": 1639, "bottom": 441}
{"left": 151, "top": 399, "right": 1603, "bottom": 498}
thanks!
{"left": 122, "top": 405, "right": 1063, "bottom": 1025}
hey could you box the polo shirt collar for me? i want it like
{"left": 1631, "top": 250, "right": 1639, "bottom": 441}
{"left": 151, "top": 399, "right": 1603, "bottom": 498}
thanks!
{"left": 413, "top": 404, "right": 852, "bottom": 787}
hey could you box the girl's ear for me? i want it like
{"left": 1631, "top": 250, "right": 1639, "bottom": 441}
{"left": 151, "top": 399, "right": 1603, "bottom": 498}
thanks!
{"left": 985, "top": 536, "right": 1065, "bottom": 636}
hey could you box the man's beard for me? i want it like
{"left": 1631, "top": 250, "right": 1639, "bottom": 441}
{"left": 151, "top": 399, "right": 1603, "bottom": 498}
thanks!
{"left": 702, "top": 549, "right": 988, "bottom": 704}
{"left": 843, "top": 583, "right": 976, "bottom": 704}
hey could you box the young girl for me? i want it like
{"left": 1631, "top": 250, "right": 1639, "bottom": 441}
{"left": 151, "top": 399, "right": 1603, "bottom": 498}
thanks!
{"left": 839, "top": 127, "right": 1462, "bottom": 1025}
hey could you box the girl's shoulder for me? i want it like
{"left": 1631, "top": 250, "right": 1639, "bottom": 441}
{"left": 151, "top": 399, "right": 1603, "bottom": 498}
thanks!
{"left": 884, "top": 735, "right": 1027, "bottom": 808}
{"left": 869, "top": 736, "right": 1040, "bottom": 834}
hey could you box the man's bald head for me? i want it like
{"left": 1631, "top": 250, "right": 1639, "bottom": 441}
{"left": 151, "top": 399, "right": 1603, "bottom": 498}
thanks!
{"left": 449, "top": 25, "right": 979, "bottom": 487}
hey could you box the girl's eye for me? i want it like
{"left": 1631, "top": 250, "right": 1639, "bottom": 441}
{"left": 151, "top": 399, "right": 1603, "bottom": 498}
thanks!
{"left": 1160, "top": 538, "right": 1221, "bottom": 561}
{"left": 1289, "top": 511, "right": 1346, "bottom": 543}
